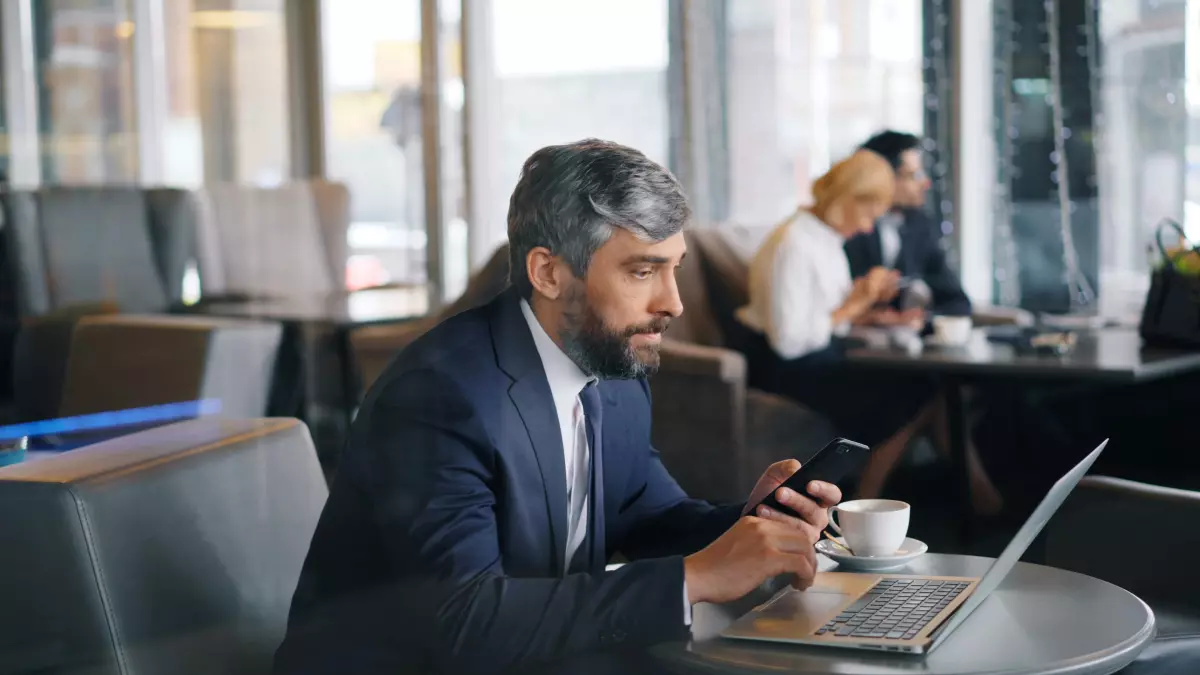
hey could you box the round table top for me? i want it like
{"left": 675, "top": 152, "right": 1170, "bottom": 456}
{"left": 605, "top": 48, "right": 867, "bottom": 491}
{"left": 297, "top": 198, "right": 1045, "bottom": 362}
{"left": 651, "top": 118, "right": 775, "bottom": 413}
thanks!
{"left": 652, "top": 554, "right": 1155, "bottom": 675}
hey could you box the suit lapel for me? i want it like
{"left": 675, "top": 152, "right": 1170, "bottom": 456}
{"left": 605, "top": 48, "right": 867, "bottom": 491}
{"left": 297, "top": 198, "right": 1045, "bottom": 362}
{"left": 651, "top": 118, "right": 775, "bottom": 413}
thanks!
{"left": 490, "top": 290, "right": 568, "bottom": 574}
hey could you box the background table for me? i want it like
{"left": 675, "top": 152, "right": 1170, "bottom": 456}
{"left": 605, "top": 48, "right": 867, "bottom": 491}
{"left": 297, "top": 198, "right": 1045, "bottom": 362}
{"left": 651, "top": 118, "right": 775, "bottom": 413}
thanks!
{"left": 845, "top": 328, "right": 1200, "bottom": 383}
{"left": 652, "top": 553, "right": 1155, "bottom": 675}
{"left": 844, "top": 328, "right": 1200, "bottom": 532}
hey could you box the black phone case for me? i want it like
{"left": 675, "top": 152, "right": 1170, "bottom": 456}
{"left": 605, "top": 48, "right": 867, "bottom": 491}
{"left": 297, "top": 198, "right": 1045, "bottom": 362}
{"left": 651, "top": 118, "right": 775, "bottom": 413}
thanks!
{"left": 754, "top": 438, "right": 871, "bottom": 517}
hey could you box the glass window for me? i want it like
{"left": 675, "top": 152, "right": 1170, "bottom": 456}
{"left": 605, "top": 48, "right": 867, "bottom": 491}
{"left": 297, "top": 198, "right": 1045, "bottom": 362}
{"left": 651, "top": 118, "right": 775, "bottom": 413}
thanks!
{"left": 322, "top": 0, "right": 425, "bottom": 289}
{"left": 188, "top": 0, "right": 290, "bottom": 185}
{"left": 34, "top": 0, "right": 138, "bottom": 184}
{"left": 1095, "top": 0, "right": 1190, "bottom": 318}
{"left": 725, "top": 0, "right": 924, "bottom": 225}
{"left": 474, "top": 0, "right": 670, "bottom": 256}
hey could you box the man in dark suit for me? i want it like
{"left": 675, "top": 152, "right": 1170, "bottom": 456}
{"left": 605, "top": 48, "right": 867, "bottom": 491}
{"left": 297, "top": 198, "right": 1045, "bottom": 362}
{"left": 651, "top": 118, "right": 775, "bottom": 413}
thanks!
{"left": 846, "top": 130, "right": 972, "bottom": 317}
{"left": 275, "top": 140, "right": 842, "bottom": 675}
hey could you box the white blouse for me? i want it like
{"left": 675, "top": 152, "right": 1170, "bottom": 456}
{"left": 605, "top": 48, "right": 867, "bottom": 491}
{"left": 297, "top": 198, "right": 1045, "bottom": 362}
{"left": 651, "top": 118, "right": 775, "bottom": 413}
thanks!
{"left": 737, "top": 209, "right": 853, "bottom": 360}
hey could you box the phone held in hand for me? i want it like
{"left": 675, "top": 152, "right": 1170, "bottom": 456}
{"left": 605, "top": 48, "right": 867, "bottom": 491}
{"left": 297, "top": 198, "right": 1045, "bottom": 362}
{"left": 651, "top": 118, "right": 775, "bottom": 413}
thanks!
{"left": 752, "top": 438, "right": 871, "bottom": 518}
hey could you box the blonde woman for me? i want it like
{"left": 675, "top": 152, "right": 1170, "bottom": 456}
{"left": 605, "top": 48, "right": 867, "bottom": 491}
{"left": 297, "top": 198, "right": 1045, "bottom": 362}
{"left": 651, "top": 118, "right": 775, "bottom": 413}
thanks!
{"left": 732, "top": 151, "right": 940, "bottom": 500}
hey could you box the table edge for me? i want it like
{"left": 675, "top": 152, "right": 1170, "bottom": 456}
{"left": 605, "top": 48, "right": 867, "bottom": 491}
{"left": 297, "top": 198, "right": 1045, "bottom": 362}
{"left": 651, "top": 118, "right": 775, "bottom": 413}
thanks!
{"left": 653, "top": 560, "right": 1159, "bottom": 675}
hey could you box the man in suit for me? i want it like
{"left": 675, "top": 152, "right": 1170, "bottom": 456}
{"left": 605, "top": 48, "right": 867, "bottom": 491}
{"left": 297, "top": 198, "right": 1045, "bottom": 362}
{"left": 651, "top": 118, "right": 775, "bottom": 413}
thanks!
{"left": 846, "top": 130, "right": 972, "bottom": 317}
{"left": 275, "top": 140, "right": 842, "bottom": 675}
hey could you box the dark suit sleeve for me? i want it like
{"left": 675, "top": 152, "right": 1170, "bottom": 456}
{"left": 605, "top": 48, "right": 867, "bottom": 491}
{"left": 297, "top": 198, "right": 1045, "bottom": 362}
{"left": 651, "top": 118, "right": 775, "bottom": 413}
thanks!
{"left": 351, "top": 369, "right": 693, "bottom": 675}
{"left": 912, "top": 212, "right": 972, "bottom": 316}
{"left": 615, "top": 380, "right": 743, "bottom": 560}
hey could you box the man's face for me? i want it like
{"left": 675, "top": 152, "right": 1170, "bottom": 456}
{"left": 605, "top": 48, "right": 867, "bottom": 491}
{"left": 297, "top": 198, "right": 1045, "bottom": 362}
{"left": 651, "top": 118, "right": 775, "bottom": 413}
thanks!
{"left": 892, "top": 149, "right": 931, "bottom": 209}
{"left": 559, "top": 229, "right": 686, "bottom": 379}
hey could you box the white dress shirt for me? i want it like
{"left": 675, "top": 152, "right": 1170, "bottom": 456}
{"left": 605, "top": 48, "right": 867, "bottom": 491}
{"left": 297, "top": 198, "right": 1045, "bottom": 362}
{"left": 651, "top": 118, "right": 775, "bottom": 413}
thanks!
{"left": 519, "top": 300, "right": 693, "bottom": 625}
{"left": 876, "top": 211, "right": 903, "bottom": 269}
{"left": 737, "top": 209, "right": 853, "bottom": 360}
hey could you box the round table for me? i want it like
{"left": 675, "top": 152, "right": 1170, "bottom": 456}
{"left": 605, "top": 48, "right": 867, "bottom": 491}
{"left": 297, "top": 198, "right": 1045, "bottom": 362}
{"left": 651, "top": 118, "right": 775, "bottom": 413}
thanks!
{"left": 652, "top": 554, "right": 1155, "bottom": 675}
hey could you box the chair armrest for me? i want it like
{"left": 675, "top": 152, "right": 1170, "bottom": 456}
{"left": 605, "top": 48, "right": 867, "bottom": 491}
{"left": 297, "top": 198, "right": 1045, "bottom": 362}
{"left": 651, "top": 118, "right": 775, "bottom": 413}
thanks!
{"left": 658, "top": 338, "right": 746, "bottom": 382}
{"left": 13, "top": 303, "right": 121, "bottom": 422}
{"left": 1046, "top": 475, "right": 1200, "bottom": 606}
{"left": 59, "top": 314, "right": 283, "bottom": 418}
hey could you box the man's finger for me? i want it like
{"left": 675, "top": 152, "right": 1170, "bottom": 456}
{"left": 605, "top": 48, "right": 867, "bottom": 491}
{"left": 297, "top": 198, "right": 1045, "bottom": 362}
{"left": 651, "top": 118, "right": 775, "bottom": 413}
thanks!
{"left": 774, "top": 486, "right": 823, "bottom": 524}
{"left": 756, "top": 505, "right": 821, "bottom": 541}
{"left": 805, "top": 480, "right": 843, "bottom": 508}
{"left": 769, "top": 459, "right": 801, "bottom": 483}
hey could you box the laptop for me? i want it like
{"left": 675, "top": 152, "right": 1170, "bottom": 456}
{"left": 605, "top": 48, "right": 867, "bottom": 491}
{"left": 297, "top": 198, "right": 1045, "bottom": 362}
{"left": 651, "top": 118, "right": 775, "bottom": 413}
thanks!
{"left": 721, "top": 440, "right": 1107, "bottom": 655}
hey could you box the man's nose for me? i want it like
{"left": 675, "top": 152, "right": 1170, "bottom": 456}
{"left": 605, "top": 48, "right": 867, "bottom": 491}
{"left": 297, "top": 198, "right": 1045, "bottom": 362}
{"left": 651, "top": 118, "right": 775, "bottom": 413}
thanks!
{"left": 654, "top": 273, "right": 684, "bottom": 318}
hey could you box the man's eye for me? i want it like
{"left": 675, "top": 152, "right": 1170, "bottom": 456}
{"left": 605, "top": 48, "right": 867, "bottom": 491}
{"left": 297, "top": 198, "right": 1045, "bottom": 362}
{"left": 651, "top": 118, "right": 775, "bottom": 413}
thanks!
{"left": 632, "top": 268, "right": 654, "bottom": 280}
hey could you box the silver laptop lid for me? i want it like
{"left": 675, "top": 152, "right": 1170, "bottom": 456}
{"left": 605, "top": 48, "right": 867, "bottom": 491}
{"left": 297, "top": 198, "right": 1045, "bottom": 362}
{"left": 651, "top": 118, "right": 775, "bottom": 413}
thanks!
{"left": 928, "top": 440, "right": 1107, "bottom": 650}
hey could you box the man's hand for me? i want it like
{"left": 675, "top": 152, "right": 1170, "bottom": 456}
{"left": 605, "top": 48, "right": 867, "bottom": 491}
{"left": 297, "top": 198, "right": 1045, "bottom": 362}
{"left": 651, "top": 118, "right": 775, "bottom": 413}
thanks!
{"left": 866, "top": 308, "right": 927, "bottom": 328}
{"left": 684, "top": 460, "right": 843, "bottom": 605}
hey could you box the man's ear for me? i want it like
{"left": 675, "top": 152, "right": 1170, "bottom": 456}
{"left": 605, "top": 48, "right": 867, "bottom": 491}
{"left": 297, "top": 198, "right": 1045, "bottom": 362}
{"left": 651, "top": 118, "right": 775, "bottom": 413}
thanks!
{"left": 526, "top": 247, "right": 566, "bottom": 300}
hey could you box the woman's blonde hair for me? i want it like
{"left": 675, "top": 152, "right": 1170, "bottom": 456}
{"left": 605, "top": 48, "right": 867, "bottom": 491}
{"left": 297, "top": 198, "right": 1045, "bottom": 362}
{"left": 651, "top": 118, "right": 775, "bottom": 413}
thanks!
{"left": 811, "top": 150, "right": 896, "bottom": 211}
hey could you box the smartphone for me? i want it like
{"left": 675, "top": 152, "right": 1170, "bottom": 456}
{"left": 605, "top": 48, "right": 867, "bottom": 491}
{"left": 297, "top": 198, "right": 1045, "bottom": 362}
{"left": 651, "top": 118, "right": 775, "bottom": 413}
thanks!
{"left": 751, "top": 438, "right": 871, "bottom": 518}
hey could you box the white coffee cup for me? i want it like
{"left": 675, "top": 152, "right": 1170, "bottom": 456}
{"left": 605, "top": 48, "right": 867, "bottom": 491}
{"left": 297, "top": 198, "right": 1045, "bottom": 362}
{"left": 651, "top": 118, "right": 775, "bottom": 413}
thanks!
{"left": 932, "top": 315, "right": 973, "bottom": 346}
{"left": 828, "top": 499, "right": 910, "bottom": 557}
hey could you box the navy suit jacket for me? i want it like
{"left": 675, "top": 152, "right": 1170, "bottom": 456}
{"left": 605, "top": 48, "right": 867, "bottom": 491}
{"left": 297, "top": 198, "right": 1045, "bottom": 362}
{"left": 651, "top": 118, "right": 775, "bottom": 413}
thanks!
{"left": 275, "top": 289, "right": 742, "bottom": 675}
{"left": 844, "top": 208, "right": 972, "bottom": 316}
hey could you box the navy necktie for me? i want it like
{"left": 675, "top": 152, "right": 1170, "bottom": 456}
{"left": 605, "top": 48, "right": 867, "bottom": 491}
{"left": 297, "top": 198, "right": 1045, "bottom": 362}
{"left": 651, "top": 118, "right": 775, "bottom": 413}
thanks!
{"left": 569, "top": 382, "right": 603, "bottom": 574}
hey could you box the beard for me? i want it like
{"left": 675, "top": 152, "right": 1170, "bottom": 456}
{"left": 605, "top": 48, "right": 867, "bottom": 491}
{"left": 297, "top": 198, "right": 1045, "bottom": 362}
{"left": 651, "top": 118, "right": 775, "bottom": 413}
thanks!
{"left": 559, "top": 289, "right": 671, "bottom": 380}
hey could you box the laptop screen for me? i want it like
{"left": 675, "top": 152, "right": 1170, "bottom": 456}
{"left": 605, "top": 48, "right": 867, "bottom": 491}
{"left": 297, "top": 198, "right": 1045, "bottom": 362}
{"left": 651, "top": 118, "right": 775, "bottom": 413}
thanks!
{"left": 929, "top": 440, "right": 1107, "bottom": 647}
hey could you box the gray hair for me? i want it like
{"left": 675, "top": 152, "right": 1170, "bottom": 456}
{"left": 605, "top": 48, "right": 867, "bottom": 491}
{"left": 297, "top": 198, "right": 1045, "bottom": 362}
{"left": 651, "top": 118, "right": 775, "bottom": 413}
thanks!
{"left": 507, "top": 139, "right": 690, "bottom": 299}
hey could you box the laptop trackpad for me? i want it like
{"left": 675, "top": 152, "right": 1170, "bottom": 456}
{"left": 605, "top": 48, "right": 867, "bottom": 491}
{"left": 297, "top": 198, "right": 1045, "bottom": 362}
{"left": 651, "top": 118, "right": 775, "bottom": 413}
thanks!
{"left": 724, "top": 588, "right": 849, "bottom": 640}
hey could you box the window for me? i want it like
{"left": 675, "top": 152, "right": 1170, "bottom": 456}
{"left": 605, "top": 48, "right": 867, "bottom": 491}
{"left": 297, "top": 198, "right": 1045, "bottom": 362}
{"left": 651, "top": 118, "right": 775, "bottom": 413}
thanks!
{"left": 1095, "top": 0, "right": 1191, "bottom": 317}
{"left": 725, "top": 0, "right": 924, "bottom": 225}
{"left": 471, "top": 0, "right": 670, "bottom": 258}
{"left": 34, "top": 0, "right": 138, "bottom": 184}
{"left": 188, "top": 0, "right": 290, "bottom": 184}
{"left": 322, "top": 0, "right": 425, "bottom": 289}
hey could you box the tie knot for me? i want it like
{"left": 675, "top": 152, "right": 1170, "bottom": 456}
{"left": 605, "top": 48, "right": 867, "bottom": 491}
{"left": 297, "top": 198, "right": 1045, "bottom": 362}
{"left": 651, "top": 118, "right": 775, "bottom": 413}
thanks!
{"left": 578, "top": 381, "right": 601, "bottom": 415}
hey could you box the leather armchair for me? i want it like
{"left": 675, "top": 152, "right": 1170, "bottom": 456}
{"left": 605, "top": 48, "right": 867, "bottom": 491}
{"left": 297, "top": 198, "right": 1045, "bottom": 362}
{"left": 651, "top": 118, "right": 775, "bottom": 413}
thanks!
{"left": 650, "top": 339, "right": 832, "bottom": 501}
{"left": 0, "top": 417, "right": 327, "bottom": 675}
{"left": 14, "top": 313, "right": 283, "bottom": 423}
{"left": 1046, "top": 475, "right": 1200, "bottom": 674}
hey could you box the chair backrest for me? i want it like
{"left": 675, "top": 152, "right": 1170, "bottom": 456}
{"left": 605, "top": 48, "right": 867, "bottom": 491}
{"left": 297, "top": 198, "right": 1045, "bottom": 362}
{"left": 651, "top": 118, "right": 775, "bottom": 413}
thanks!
{"left": 196, "top": 182, "right": 350, "bottom": 298}
{"left": 0, "top": 417, "right": 328, "bottom": 675}
{"left": 143, "top": 188, "right": 201, "bottom": 307}
{"left": 1, "top": 190, "right": 52, "bottom": 316}
{"left": 58, "top": 314, "right": 283, "bottom": 418}
{"left": 1, "top": 188, "right": 175, "bottom": 316}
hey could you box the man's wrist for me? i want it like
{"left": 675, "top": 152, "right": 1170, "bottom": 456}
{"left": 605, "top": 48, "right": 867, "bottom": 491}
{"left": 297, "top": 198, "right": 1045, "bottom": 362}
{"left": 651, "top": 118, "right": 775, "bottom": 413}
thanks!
{"left": 683, "top": 555, "right": 706, "bottom": 605}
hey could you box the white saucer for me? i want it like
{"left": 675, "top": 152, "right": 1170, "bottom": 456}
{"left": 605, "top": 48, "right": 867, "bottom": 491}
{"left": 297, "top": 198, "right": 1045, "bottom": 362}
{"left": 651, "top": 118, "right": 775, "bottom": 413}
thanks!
{"left": 815, "top": 537, "right": 928, "bottom": 572}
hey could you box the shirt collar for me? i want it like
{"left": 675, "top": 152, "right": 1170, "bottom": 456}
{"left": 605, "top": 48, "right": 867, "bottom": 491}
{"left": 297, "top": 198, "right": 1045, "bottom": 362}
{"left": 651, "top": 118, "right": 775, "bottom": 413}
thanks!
{"left": 519, "top": 299, "right": 595, "bottom": 409}
{"left": 877, "top": 211, "right": 904, "bottom": 230}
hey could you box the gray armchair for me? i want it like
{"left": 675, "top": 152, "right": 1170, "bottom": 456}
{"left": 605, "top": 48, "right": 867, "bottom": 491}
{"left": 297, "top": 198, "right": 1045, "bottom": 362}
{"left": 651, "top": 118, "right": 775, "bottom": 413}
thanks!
{"left": 1046, "top": 475, "right": 1200, "bottom": 675}
{"left": 0, "top": 417, "right": 328, "bottom": 675}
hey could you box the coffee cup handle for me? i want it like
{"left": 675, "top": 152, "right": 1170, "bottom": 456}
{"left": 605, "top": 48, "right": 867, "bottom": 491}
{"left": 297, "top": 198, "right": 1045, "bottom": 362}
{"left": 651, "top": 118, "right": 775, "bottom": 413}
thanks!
{"left": 828, "top": 507, "right": 843, "bottom": 536}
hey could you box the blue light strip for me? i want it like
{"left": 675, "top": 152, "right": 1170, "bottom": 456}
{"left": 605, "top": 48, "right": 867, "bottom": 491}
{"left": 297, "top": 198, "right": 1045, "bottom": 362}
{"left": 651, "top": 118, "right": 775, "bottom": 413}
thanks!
{"left": 0, "top": 399, "right": 223, "bottom": 442}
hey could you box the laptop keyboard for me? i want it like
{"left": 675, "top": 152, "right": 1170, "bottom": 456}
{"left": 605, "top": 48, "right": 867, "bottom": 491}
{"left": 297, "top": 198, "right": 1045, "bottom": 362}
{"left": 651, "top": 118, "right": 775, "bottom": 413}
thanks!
{"left": 815, "top": 578, "right": 971, "bottom": 640}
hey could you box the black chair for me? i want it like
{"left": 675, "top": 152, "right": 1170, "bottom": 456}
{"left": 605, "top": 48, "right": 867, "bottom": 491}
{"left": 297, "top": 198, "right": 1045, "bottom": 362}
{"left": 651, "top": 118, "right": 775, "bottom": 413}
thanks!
{"left": 1046, "top": 475, "right": 1200, "bottom": 674}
